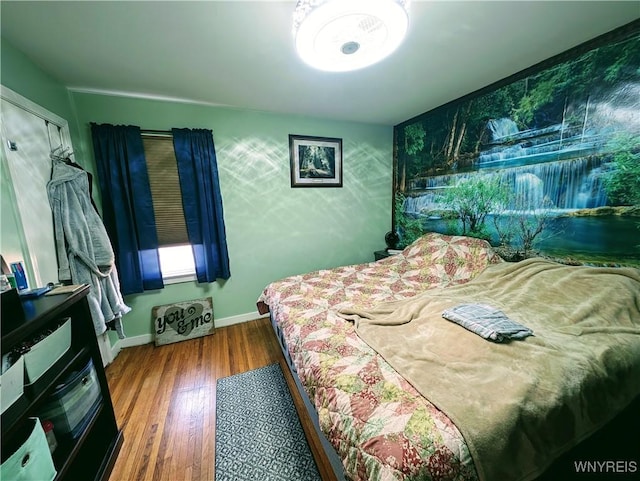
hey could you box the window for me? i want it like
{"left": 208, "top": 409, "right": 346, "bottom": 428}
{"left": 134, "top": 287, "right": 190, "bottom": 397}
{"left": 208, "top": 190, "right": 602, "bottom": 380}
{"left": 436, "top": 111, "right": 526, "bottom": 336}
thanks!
{"left": 92, "top": 124, "right": 229, "bottom": 293}
{"left": 142, "top": 134, "right": 195, "bottom": 282}
{"left": 157, "top": 244, "right": 196, "bottom": 283}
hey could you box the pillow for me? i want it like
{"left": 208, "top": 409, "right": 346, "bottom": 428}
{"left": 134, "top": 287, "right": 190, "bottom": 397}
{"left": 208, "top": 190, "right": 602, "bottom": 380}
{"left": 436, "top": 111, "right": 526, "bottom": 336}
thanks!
{"left": 401, "top": 232, "right": 503, "bottom": 284}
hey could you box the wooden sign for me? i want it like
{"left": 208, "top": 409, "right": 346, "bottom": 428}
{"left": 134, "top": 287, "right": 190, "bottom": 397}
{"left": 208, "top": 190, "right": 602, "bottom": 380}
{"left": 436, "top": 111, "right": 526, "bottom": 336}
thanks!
{"left": 153, "top": 297, "right": 214, "bottom": 346}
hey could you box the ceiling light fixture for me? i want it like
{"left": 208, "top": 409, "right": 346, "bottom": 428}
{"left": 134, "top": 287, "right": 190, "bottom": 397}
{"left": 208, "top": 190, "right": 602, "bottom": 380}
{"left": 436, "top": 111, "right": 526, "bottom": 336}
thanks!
{"left": 293, "top": 0, "right": 410, "bottom": 72}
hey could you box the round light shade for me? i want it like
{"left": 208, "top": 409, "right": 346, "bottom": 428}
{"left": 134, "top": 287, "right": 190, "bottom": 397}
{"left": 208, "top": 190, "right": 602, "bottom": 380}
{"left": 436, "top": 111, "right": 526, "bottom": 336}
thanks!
{"left": 293, "top": 0, "right": 410, "bottom": 72}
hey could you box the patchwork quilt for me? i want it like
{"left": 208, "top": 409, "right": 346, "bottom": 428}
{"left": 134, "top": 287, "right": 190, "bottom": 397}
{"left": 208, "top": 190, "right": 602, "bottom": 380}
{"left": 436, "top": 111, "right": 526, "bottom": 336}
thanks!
{"left": 257, "top": 233, "right": 502, "bottom": 481}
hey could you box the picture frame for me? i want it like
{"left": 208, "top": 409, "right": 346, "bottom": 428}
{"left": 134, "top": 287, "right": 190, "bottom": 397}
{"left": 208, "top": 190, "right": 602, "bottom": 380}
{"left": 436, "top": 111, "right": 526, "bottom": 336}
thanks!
{"left": 289, "top": 134, "right": 343, "bottom": 187}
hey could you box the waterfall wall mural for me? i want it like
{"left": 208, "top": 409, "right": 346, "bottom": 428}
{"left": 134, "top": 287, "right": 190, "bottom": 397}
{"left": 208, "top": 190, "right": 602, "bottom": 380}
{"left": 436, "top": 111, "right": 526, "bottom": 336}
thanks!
{"left": 392, "top": 22, "right": 640, "bottom": 266}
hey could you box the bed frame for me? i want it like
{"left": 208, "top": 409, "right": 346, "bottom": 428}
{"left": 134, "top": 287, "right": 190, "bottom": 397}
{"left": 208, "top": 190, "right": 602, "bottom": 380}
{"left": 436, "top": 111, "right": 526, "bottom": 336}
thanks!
{"left": 271, "top": 313, "right": 348, "bottom": 481}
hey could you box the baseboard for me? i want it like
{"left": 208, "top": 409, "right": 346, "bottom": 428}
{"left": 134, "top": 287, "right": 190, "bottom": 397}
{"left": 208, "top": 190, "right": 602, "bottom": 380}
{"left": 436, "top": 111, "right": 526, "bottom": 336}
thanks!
{"left": 214, "top": 310, "right": 268, "bottom": 328}
{"left": 109, "top": 310, "right": 268, "bottom": 360}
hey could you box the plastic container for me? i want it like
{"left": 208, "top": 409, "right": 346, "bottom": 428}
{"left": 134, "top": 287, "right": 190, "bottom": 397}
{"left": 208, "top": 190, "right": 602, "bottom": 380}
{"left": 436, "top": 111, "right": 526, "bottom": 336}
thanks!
{"left": 41, "top": 420, "right": 58, "bottom": 454}
{"left": 38, "top": 358, "right": 102, "bottom": 440}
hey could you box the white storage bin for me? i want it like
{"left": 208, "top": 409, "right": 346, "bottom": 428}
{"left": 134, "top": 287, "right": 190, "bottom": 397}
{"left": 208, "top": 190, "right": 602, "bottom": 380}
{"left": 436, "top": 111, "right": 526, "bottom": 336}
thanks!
{"left": 24, "top": 318, "right": 71, "bottom": 384}
{"left": 0, "top": 355, "right": 24, "bottom": 413}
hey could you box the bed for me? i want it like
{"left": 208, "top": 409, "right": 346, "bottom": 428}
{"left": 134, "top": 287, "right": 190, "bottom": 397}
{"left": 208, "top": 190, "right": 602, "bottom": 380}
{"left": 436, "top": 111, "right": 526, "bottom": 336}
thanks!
{"left": 256, "top": 233, "right": 640, "bottom": 481}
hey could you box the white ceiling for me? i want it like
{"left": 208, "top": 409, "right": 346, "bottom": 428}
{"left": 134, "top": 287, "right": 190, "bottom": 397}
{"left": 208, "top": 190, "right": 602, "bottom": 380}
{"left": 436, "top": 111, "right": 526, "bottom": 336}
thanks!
{"left": 1, "top": 1, "right": 638, "bottom": 126}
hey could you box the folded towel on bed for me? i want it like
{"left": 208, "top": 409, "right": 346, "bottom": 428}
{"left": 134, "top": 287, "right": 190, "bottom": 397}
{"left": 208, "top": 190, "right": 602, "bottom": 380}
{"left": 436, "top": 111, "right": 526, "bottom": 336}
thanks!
{"left": 442, "top": 303, "right": 533, "bottom": 342}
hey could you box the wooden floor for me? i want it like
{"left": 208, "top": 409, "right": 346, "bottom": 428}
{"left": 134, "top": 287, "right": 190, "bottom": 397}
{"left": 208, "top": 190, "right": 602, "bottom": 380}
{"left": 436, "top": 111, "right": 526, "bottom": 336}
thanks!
{"left": 105, "top": 317, "right": 337, "bottom": 481}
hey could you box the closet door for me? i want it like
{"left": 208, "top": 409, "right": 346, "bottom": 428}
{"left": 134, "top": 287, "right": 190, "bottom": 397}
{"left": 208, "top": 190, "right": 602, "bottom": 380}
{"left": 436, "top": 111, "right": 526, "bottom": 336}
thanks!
{"left": 0, "top": 85, "right": 70, "bottom": 288}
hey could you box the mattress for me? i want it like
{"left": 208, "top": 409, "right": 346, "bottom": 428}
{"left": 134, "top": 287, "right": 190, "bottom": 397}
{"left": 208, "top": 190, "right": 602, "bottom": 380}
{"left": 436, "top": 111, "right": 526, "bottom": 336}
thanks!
{"left": 257, "top": 233, "right": 502, "bottom": 481}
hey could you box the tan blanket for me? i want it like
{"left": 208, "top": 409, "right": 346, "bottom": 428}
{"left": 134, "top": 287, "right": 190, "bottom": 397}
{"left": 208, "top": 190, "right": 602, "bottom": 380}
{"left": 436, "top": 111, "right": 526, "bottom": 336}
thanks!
{"left": 337, "top": 258, "right": 640, "bottom": 481}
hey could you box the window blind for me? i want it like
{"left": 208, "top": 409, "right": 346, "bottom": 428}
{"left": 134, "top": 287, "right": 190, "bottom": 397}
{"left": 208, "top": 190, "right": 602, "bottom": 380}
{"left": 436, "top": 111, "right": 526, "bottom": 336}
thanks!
{"left": 142, "top": 135, "right": 189, "bottom": 247}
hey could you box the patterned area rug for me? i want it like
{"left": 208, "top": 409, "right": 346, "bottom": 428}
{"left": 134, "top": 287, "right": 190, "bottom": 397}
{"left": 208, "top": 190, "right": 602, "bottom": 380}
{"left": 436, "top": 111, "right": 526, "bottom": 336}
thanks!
{"left": 215, "top": 364, "right": 322, "bottom": 481}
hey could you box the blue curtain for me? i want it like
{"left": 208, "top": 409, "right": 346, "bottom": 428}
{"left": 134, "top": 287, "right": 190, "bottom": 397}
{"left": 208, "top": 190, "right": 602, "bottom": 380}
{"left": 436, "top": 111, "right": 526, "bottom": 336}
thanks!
{"left": 90, "top": 123, "right": 164, "bottom": 294}
{"left": 172, "top": 128, "right": 231, "bottom": 282}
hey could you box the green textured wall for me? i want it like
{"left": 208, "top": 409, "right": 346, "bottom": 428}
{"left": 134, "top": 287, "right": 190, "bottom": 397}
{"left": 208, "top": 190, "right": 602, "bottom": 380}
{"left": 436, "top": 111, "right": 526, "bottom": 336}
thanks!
{"left": 0, "top": 38, "right": 81, "bottom": 148}
{"left": 1, "top": 36, "right": 393, "bottom": 342}
{"left": 70, "top": 92, "right": 393, "bottom": 340}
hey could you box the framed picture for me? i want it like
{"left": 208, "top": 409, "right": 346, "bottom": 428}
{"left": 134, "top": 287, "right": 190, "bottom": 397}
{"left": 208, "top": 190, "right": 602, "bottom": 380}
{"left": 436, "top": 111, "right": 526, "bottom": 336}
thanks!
{"left": 289, "top": 134, "right": 343, "bottom": 187}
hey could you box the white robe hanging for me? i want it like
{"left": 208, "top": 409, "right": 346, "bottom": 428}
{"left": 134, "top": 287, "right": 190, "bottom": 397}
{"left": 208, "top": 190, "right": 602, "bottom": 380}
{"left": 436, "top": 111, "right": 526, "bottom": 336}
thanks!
{"left": 47, "top": 160, "right": 130, "bottom": 338}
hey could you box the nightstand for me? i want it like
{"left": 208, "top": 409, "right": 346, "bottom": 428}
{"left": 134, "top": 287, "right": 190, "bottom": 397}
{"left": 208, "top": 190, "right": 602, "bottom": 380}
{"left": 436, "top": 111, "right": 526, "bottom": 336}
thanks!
{"left": 374, "top": 250, "right": 391, "bottom": 260}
